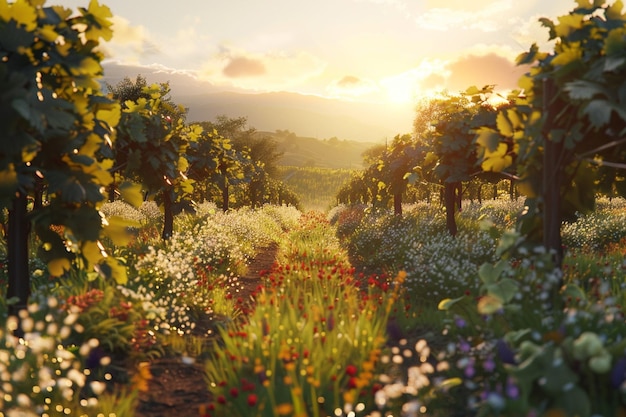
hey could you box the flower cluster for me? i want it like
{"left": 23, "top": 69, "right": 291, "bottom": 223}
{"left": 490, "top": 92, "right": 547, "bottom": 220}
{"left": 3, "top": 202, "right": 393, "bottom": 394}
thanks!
{"left": 0, "top": 295, "right": 112, "bottom": 416}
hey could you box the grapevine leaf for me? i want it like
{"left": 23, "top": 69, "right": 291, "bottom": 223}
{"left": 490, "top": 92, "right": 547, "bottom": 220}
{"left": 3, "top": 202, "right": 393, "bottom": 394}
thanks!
{"left": 118, "top": 181, "right": 144, "bottom": 207}
{"left": 481, "top": 143, "right": 512, "bottom": 172}
{"left": 606, "top": 0, "right": 625, "bottom": 20}
{"left": 583, "top": 99, "right": 612, "bottom": 128}
{"left": 475, "top": 127, "right": 501, "bottom": 152}
{"left": 487, "top": 278, "right": 518, "bottom": 303}
{"left": 97, "top": 258, "right": 128, "bottom": 285}
{"left": 478, "top": 260, "right": 508, "bottom": 285}
{"left": 48, "top": 257, "right": 71, "bottom": 277}
{"left": 555, "top": 13, "right": 584, "bottom": 39}
{"left": 496, "top": 112, "right": 514, "bottom": 137}
{"left": 564, "top": 80, "right": 606, "bottom": 100}
{"left": 102, "top": 215, "right": 139, "bottom": 246}
{"left": 551, "top": 43, "right": 583, "bottom": 67}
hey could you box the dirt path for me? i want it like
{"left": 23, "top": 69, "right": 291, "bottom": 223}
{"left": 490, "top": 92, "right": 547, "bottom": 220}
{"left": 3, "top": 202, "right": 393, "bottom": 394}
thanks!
{"left": 134, "top": 243, "right": 279, "bottom": 417}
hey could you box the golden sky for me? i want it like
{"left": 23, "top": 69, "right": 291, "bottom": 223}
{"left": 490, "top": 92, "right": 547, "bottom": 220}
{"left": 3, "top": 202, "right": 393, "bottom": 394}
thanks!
{"left": 55, "top": 0, "right": 588, "bottom": 105}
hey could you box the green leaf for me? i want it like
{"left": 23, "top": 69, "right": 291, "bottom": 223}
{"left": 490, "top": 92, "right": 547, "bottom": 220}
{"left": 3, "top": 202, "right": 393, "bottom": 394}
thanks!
{"left": 487, "top": 278, "right": 518, "bottom": 303}
{"left": 496, "top": 230, "right": 521, "bottom": 257}
{"left": 605, "top": 56, "right": 626, "bottom": 72}
{"left": 11, "top": 98, "right": 30, "bottom": 120}
{"left": 583, "top": 99, "right": 612, "bottom": 128}
{"left": 552, "top": 387, "right": 591, "bottom": 417}
{"left": 478, "top": 260, "right": 508, "bottom": 285}
{"left": 564, "top": 80, "right": 606, "bottom": 100}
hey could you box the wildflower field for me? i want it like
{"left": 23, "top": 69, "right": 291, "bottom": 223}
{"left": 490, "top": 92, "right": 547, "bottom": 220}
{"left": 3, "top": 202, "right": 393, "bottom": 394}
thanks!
{"left": 0, "top": 197, "right": 625, "bottom": 417}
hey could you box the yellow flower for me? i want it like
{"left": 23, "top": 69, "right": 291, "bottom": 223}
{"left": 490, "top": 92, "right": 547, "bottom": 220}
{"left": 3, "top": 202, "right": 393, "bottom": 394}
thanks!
{"left": 343, "top": 389, "right": 356, "bottom": 404}
{"left": 131, "top": 362, "right": 152, "bottom": 392}
{"left": 276, "top": 403, "right": 294, "bottom": 415}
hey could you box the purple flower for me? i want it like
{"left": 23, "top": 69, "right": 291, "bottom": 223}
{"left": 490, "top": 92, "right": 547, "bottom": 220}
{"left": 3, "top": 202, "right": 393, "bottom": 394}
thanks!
{"left": 483, "top": 356, "right": 496, "bottom": 372}
{"left": 496, "top": 339, "right": 516, "bottom": 365}
{"left": 505, "top": 377, "right": 519, "bottom": 399}
{"left": 610, "top": 357, "right": 626, "bottom": 388}
{"left": 455, "top": 316, "right": 466, "bottom": 328}
{"left": 459, "top": 339, "right": 471, "bottom": 353}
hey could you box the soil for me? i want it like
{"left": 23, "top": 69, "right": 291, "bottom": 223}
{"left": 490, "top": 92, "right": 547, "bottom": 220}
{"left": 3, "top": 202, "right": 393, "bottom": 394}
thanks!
{"left": 134, "top": 243, "right": 279, "bottom": 417}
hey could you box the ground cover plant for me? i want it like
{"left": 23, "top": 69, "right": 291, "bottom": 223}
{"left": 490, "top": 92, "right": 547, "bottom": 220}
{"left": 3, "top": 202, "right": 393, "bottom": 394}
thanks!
{"left": 333, "top": 197, "right": 626, "bottom": 417}
{"left": 0, "top": 202, "right": 302, "bottom": 415}
{"left": 203, "top": 211, "right": 403, "bottom": 417}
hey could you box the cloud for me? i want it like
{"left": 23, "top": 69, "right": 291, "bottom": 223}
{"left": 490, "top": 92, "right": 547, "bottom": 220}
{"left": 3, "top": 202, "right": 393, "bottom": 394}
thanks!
{"left": 100, "top": 16, "right": 160, "bottom": 64}
{"left": 417, "top": 0, "right": 514, "bottom": 32}
{"left": 326, "top": 75, "right": 380, "bottom": 98}
{"left": 197, "top": 47, "right": 327, "bottom": 92}
{"left": 444, "top": 52, "right": 528, "bottom": 92}
{"left": 223, "top": 56, "right": 267, "bottom": 78}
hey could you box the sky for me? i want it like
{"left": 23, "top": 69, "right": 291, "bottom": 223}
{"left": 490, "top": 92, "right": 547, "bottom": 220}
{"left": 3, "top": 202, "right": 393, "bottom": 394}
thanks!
{"left": 54, "top": 0, "right": 583, "bottom": 105}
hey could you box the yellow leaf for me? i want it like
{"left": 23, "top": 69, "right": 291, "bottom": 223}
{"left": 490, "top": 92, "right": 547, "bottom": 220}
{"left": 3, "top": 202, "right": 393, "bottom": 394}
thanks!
{"left": 48, "top": 257, "right": 71, "bottom": 277}
{"left": 517, "top": 177, "right": 538, "bottom": 198}
{"left": 102, "top": 215, "right": 139, "bottom": 246}
{"left": 99, "top": 257, "right": 128, "bottom": 285}
{"left": 81, "top": 240, "right": 105, "bottom": 270}
{"left": 177, "top": 156, "right": 189, "bottom": 172}
{"left": 606, "top": 0, "right": 624, "bottom": 20}
{"left": 80, "top": 133, "right": 104, "bottom": 156}
{"left": 481, "top": 143, "right": 512, "bottom": 172}
{"left": 477, "top": 294, "right": 503, "bottom": 315}
{"left": 555, "top": 13, "right": 584, "bottom": 39}
{"left": 0, "top": 0, "right": 37, "bottom": 31}
{"left": 552, "top": 42, "right": 582, "bottom": 67}
{"left": 96, "top": 103, "right": 121, "bottom": 128}
{"left": 50, "top": 5, "right": 73, "bottom": 21}
{"left": 0, "top": 164, "right": 18, "bottom": 194}
{"left": 70, "top": 56, "right": 102, "bottom": 77}
{"left": 38, "top": 24, "right": 60, "bottom": 42}
{"left": 118, "top": 182, "right": 144, "bottom": 207}
{"left": 83, "top": 0, "right": 114, "bottom": 42}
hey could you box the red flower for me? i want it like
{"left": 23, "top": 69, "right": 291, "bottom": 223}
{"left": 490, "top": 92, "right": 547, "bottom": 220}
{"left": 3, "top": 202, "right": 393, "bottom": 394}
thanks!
{"left": 217, "top": 395, "right": 226, "bottom": 404}
{"left": 345, "top": 364, "right": 358, "bottom": 376}
{"left": 247, "top": 393, "right": 258, "bottom": 407}
{"left": 229, "top": 387, "right": 239, "bottom": 397}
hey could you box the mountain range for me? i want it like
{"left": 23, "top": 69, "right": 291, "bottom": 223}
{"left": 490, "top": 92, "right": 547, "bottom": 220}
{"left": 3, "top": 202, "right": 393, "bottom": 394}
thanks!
{"left": 101, "top": 62, "right": 414, "bottom": 143}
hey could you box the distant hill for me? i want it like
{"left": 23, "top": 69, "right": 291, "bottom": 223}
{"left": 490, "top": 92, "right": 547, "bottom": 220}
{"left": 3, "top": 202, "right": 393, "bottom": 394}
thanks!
{"left": 101, "top": 62, "right": 414, "bottom": 143}
{"left": 257, "top": 131, "right": 374, "bottom": 170}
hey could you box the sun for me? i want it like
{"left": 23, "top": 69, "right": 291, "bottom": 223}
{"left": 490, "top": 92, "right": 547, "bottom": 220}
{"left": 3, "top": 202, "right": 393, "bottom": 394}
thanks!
{"left": 380, "top": 73, "right": 419, "bottom": 105}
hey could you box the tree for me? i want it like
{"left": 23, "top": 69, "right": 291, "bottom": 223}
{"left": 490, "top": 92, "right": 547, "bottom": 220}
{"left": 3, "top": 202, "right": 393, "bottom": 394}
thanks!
{"left": 115, "top": 84, "right": 198, "bottom": 239}
{"left": 476, "top": 1, "right": 626, "bottom": 269}
{"left": 0, "top": 0, "right": 121, "bottom": 312}
{"left": 197, "top": 115, "right": 285, "bottom": 208}
{"left": 106, "top": 76, "right": 186, "bottom": 202}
